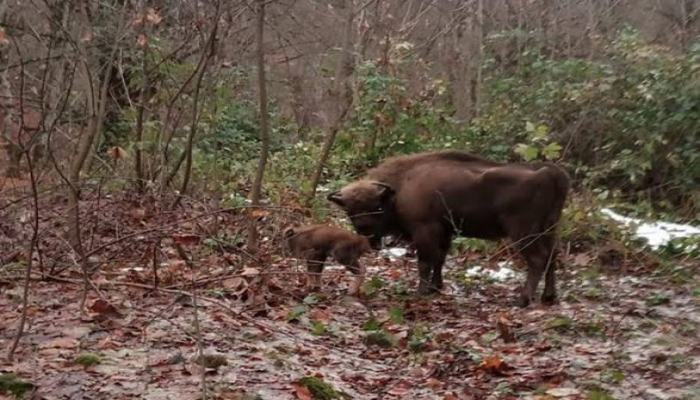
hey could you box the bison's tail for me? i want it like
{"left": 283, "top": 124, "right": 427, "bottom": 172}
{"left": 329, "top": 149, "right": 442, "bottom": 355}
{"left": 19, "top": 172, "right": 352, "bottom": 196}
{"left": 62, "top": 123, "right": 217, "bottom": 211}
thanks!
{"left": 536, "top": 163, "right": 571, "bottom": 234}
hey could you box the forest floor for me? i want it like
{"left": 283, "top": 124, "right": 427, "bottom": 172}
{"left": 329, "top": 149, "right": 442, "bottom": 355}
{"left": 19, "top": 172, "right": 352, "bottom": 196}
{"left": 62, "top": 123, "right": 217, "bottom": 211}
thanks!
{"left": 0, "top": 189, "right": 699, "bottom": 400}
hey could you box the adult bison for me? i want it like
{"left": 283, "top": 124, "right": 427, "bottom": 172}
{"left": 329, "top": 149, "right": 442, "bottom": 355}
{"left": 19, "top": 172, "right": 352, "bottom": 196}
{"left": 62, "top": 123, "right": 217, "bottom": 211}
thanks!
{"left": 326, "top": 150, "right": 570, "bottom": 307}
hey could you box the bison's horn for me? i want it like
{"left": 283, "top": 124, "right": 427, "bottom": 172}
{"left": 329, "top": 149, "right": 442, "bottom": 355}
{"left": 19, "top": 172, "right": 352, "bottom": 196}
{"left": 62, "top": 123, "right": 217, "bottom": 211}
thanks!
{"left": 327, "top": 190, "right": 344, "bottom": 205}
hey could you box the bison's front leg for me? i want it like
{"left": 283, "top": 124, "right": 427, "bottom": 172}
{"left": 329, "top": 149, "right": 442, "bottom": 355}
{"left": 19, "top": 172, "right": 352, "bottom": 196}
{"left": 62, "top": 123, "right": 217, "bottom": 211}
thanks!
{"left": 413, "top": 224, "right": 447, "bottom": 295}
{"left": 430, "top": 233, "right": 453, "bottom": 290}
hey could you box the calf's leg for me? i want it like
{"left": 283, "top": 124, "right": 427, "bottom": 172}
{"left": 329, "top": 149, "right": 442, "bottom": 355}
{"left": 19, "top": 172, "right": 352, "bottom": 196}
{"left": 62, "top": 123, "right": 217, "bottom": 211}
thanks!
{"left": 344, "top": 261, "right": 365, "bottom": 295}
{"left": 305, "top": 252, "right": 327, "bottom": 292}
{"left": 333, "top": 247, "right": 366, "bottom": 296}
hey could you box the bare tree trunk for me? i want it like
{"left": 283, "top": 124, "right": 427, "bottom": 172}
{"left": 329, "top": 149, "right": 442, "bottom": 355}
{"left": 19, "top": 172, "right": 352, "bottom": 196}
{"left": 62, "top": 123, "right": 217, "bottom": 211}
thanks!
{"left": 474, "top": 0, "right": 484, "bottom": 115}
{"left": 134, "top": 23, "right": 149, "bottom": 193}
{"left": 0, "top": 0, "right": 19, "bottom": 178}
{"left": 172, "top": 11, "right": 219, "bottom": 209}
{"left": 67, "top": 2, "right": 126, "bottom": 256}
{"left": 306, "top": 0, "right": 356, "bottom": 203}
{"left": 679, "top": 0, "right": 697, "bottom": 49}
{"left": 246, "top": 0, "right": 270, "bottom": 252}
{"left": 453, "top": 23, "right": 472, "bottom": 122}
{"left": 68, "top": 55, "right": 117, "bottom": 251}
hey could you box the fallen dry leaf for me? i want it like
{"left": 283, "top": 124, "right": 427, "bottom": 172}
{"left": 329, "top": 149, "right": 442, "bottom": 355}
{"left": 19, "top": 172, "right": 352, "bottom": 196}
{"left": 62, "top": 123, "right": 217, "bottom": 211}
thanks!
{"left": 535, "top": 341, "right": 553, "bottom": 352}
{"left": 90, "top": 299, "right": 120, "bottom": 316}
{"left": 241, "top": 267, "right": 260, "bottom": 276}
{"left": 388, "top": 269, "right": 403, "bottom": 279}
{"left": 293, "top": 383, "right": 312, "bottom": 400}
{"left": 425, "top": 377, "right": 443, "bottom": 390}
{"left": 172, "top": 233, "right": 200, "bottom": 246}
{"left": 572, "top": 253, "right": 592, "bottom": 267}
{"left": 106, "top": 146, "right": 127, "bottom": 160}
{"left": 250, "top": 209, "right": 269, "bottom": 218}
{"left": 80, "top": 31, "right": 94, "bottom": 43}
{"left": 479, "top": 355, "right": 511, "bottom": 375}
{"left": 129, "top": 208, "right": 147, "bottom": 221}
{"left": 496, "top": 313, "right": 516, "bottom": 343}
{"left": 39, "top": 337, "right": 79, "bottom": 350}
{"left": 222, "top": 277, "right": 247, "bottom": 291}
{"left": 146, "top": 8, "right": 162, "bottom": 25}
{"left": 0, "top": 28, "right": 8, "bottom": 45}
{"left": 136, "top": 34, "right": 147, "bottom": 47}
{"left": 132, "top": 13, "right": 144, "bottom": 26}
{"left": 309, "top": 308, "right": 331, "bottom": 322}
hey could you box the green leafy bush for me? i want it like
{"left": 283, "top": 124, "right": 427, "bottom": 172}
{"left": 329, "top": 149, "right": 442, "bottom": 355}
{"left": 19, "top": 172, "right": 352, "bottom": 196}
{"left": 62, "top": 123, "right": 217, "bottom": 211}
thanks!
{"left": 471, "top": 29, "right": 700, "bottom": 218}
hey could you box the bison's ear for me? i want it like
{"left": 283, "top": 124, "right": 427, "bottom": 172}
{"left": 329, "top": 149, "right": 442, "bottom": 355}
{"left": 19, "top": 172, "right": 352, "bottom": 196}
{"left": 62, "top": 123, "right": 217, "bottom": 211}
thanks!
{"left": 372, "top": 182, "right": 395, "bottom": 201}
{"left": 327, "top": 190, "right": 345, "bottom": 207}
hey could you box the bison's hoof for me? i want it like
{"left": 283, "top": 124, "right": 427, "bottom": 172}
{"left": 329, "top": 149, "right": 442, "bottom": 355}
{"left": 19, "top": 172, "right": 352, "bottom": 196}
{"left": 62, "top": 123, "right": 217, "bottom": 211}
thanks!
{"left": 417, "top": 284, "right": 440, "bottom": 296}
{"left": 541, "top": 293, "right": 557, "bottom": 305}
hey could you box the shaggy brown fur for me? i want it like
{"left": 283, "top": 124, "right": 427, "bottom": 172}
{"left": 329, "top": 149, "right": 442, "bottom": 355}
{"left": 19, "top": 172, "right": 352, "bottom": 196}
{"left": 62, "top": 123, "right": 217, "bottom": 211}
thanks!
{"left": 283, "top": 224, "right": 372, "bottom": 295}
{"left": 327, "top": 150, "right": 571, "bottom": 307}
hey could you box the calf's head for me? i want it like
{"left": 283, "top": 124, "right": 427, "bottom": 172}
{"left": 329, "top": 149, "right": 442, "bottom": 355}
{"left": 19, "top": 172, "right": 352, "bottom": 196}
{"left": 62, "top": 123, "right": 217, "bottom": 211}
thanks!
{"left": 327, "top": 180, "right": 395, "bottom": 249}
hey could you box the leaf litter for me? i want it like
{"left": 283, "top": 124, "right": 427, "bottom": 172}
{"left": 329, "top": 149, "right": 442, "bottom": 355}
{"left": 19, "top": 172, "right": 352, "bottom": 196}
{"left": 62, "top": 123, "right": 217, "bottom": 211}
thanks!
{"left": 0, "top": 194, "right": 698, "bottom": 399}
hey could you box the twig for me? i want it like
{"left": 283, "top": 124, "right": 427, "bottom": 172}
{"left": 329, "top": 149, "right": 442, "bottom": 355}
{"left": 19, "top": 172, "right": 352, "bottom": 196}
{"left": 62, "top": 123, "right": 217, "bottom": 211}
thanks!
{"left": 6, "top": 149, "right": 40, "bottom": 362}
{"left": 80, "top": 205, "right": 294, "bottom": 262}
{"left": 174, "top": 242, "right": 208, "bottom": 399}
{"left": 152, "top": 238, "right": 161, "bottom": 290}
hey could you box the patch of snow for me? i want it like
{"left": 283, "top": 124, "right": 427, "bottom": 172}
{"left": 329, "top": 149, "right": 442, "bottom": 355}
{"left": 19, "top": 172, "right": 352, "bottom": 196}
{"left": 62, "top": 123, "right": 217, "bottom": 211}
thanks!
{"left": 324, "top": 264, "right": 346, "bottom": 271}
{"left": 600, "top": 208, "right": 700, "bottom": 249}
{"left": 464, "top": 261, "right": 519, "bottom": 281}
{"left": 380, "top": 247, "right": 408, "bottom": 260}
{"left": 546, "top": 387, "right": 581, "bottom": 397}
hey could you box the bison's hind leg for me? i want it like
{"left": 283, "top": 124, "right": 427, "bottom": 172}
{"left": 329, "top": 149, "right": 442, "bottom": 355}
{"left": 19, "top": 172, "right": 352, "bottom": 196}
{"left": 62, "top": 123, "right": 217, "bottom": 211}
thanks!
{"left": 540, "top": 234, "right": 558, "bottom": 305}
{"left": 504, "top": 216, "right": 553, "bottom": 307}
{"left": 333, "top": 246, "right": 366, "bottom": 296}
{"left": 514, "top": 235, "right": 559, "bottom": 307}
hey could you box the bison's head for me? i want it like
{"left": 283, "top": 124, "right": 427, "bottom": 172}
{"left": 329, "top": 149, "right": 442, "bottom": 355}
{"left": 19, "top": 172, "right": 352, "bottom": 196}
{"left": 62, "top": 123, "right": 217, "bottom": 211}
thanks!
{"left": 326, "top": 180, "right": 396, "bottom": 249}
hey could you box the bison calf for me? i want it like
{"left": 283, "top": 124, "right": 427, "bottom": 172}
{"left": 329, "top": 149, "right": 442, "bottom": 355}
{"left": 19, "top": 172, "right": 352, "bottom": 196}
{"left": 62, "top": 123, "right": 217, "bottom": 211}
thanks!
{"left": 283, "top": 224, "right": 371, "bottom": 295}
